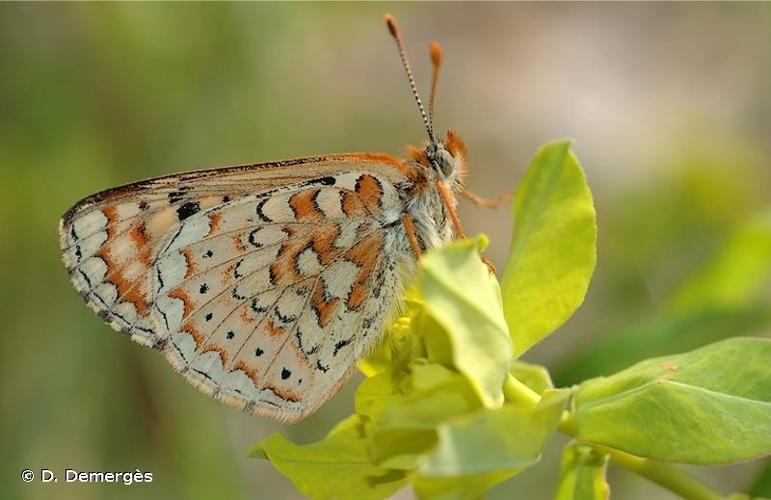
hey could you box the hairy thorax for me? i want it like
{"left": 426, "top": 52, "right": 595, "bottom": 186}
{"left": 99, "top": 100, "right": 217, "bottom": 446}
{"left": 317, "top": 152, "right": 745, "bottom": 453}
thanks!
{"left": 384, "top": 164, "right": 456, "bottom": 261}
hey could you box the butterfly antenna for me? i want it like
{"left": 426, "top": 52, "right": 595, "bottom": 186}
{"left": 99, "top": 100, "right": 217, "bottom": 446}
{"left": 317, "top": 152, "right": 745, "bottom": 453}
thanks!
{"left": 385, "top": 14, "right": 436, "bottom": 144}
{"left": 428, "top": 41, "right": 442, "bottom": 131}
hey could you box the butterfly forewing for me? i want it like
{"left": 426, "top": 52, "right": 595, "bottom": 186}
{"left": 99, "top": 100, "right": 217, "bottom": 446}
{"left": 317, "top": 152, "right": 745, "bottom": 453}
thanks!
{"left": 59, "top": 155, "right": 413, "bottom": 422}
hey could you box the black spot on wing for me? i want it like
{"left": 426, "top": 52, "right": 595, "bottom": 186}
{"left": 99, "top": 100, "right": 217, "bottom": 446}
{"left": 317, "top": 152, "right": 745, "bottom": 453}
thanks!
{"left": 177, "top": 201, "right": 200, "bottom": 221}
{"left": 68, "top": 225, "right": 83, "bottom": 262}
{"left": 268, "top": 265, "right": 278, "bottom": 286}
{"left": 310, "top": 176, "right": 336, "bottom": 186}
{"left": 295, "top": 329, "right": 319, "bottom": 356}
{"left": 248, "top": 229, "right": 262, "bottom": 248}
{"left": 333, "top": 338, "right": 353, "bottom": 356}
{"left": 275, "top": 307, "right": 296, "bottom": 324}
{"left": 251, "top": 298, "right": 268, "bottom": 314}
{"left": 168, "top": 186, "right": 190, "bottom": 204}
{"left": 255, "top": 198, "right": 272, "bottom": 223}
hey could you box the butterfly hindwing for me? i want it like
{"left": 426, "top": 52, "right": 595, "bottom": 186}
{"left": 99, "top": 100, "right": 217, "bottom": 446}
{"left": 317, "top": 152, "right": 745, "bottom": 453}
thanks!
{"left": 60, "top": 155, "right": 415, "bottom": 422}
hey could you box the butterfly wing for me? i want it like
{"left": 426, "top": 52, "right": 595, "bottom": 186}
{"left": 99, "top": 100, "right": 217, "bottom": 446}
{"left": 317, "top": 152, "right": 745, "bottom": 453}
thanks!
{"left": 59, "top": 154, "right": 418, "bottom": 422}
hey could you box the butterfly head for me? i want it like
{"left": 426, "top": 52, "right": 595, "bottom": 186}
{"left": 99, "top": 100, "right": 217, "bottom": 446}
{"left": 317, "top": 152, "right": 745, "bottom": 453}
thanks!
{"left": 423, "top": 130, "right": 467, "bottom": 185}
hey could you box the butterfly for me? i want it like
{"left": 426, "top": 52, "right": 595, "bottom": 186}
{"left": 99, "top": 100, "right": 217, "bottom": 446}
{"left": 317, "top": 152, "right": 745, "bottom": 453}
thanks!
{"left": 59, "top": 14, "right": 503, "bottom": 423}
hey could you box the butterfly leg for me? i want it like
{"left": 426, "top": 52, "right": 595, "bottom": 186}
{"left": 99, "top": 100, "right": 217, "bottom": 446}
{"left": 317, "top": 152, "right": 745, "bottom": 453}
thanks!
{"left": 435, "top": 180, "right": 496, "bottom": 274}
{"left": 435, "top": 180, "right": 467, "bottom": 240}
{"left": 460, "top": 187, "right": 512, "bottom": 208}
{"left": 481, "top": 256, "right": 497, "bottom": 274}
{"left": 401, "top": 213, "right": 423, "bottom": 259}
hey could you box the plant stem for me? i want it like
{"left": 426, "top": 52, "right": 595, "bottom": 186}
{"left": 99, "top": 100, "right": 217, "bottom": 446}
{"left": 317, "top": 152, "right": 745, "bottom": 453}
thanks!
{"left": 592, "top": 445, "right": 724, "bottom": 500}
{"left": 503, "top": 374, "right": 541, "bottom": 405}
{"left": 504, "top": 374, "right": 725, "bottom": 500}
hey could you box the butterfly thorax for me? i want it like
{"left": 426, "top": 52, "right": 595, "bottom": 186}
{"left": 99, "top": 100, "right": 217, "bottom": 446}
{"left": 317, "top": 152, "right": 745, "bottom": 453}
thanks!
{"left": 400, "top": 172, "right": 454, "bottom": 250}
{"left": 399, "top": 130, "right": 468, "bottom": 252}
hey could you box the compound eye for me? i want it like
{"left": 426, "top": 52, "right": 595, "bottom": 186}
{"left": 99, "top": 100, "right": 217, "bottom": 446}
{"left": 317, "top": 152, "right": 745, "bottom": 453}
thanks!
{"left": 437, "top": 149, "right": 455, "bottom": 177}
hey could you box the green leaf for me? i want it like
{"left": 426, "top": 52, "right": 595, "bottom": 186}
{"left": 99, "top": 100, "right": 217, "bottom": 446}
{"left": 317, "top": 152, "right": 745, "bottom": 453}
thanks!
{"left": 419, "top": 235, "right": 513, "bottom": 407}
{"left": 249, "top": 415, "right": 406, "bottom": 500}
{"left": 355, "top": 372, "right": 395, "bottom": 420}
{"left": 510, "top": 361, "right": 555, "bottom": 395}
{"left": 574, "top": 337, "right": 771, "bottom": 464}
{"left": 554, "top": 443, "right": 610, "bottom": 500}
{"left": 417, "top": 388, "right": 570, "bottom": 476}
{"left": 412, "top": 470, "right": 518, "bottom": 500}
{"left": 410, "top": 389, "right": 569, "bottom": 499}
{"left": 367, "top": 370, "right": 482, "bottom": 470}
{"left": 501, "top": 140, "right": 597, "bottom": 357}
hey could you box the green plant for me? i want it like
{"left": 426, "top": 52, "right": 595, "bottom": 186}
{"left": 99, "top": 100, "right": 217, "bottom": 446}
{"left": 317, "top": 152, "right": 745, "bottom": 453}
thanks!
{"left": 249, "top": 140, "right": 771, "bottom": 500}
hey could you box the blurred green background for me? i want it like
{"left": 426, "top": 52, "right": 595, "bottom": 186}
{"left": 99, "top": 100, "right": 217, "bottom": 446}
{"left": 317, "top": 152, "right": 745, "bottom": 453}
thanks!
{"left": 1, "top": 3, "right": 769, "bottom": 499}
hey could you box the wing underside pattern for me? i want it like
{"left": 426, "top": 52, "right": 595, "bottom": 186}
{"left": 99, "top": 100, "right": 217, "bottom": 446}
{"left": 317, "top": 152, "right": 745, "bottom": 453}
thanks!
{"left": 60, "top": 156, "right": 412, "bottom": 421}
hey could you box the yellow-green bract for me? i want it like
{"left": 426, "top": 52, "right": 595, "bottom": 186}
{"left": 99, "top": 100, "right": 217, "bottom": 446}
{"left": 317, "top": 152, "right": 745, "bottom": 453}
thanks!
{"left": 501, "top": 140, "right": 597, "bottom": 357}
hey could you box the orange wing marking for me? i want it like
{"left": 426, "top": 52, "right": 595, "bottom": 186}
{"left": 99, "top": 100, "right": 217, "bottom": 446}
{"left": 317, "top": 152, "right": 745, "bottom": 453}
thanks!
{"left": 207, "top": 212, "right": 223, "bottom": 236}
{"left": 289, "top": 189, "right": 324, "bottom": 221}
{"left": 180, "top": 248, "right": 197, "bottom": 279}
{"left": 234, "top": 360, "right": 260, "bottom": 384}
{"left": 168, "top": 287, "right": 195, "bottom": 318}
{"left": 311, "top": 281, "right": 339, "bottom": 328}
{"left": 129, "top": 222, "right": 152, "bottom": 266}
{"left": 202, "top": 343, "right": 229, "bottom": 366}
{"left": 344, "top": 232, "right": 384, "bottom": 310}
{"left": 96, "top": 247, "right": 149, "bottom": 315}
{"left": 354, "top": 174, "right": 384, "bottom": 214}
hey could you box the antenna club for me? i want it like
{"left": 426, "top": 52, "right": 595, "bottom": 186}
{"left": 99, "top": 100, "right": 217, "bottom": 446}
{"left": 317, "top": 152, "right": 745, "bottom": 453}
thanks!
{"left": 429, "top": 42, "right": 443, "bottom": 66}
{"left": 384, "top": 14, "right": 399, "bottom": 38}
